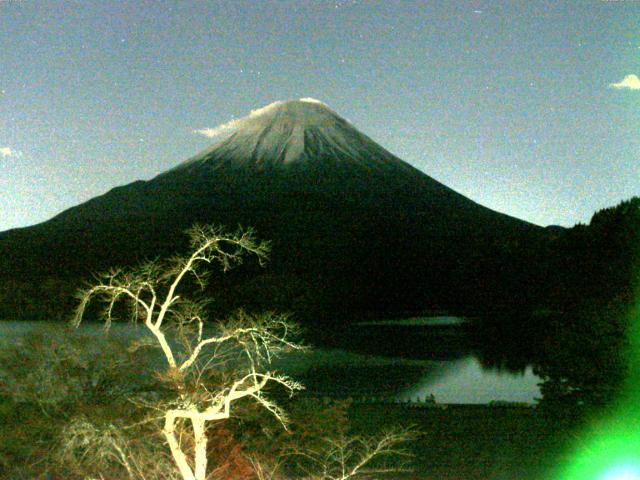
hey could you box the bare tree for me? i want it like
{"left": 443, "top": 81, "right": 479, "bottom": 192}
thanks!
{"left": 247, "top": 427, "right": 418, "bottom": 480}
{"left": 298, "top": 428, "right": 417, "bottom": 480}
{"left": 74, "top": 225, "right": 304, "bottom": 480}
{"left": 56, "top": 416, "right": 181, "bottom": 480}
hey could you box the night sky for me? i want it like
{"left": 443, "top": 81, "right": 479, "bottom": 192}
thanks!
{"left": 1, "top": 0, "right": 638, "bottom": 231}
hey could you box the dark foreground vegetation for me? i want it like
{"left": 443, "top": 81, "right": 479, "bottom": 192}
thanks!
{"left": 0, "top": 197, "right": 638, "bottom": 478}
{"left": 0, "top": 394, "right": 577, "bottom": 480}
{"left": 0, "top": 324, "right": 577, "bottom": 480}
{"left": 1, "top": 312, "right": 433, "bottom": 479}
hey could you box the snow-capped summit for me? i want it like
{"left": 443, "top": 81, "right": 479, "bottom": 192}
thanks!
{"left": 181, "top": 99, "right": 416, "bottom": 176}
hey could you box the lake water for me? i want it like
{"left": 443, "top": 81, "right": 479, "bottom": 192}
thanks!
{"left": 0, "top": 318, "right": 541, "bottom": 404}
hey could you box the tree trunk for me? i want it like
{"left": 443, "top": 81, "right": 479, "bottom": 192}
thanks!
{"left": 163, "top": 412, "right": 196, "bottom": 480}
{"left": 192, "top": 417, "right": 209, "bottom": 480}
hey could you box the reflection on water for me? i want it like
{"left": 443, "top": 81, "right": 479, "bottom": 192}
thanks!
{"left": 0, "top": 318, "right": 542, "bottom": 404}
{"left": 398, "top": 356, "right": 540, "bottom": 404}
{"left": 274, "top": 346, "right": 540, "bottom": 404}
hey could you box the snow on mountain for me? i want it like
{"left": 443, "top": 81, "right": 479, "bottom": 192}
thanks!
{"left": 181, "top": 99, "right": 419, "bottom": 176}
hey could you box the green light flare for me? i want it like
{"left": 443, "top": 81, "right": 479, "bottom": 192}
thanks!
{"left": 600, "top": 463, "right": 640, "bottom": 480}
{"left": 556, "top": 304, "right": 640, "bottom": 480}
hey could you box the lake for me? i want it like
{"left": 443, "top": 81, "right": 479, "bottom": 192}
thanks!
{"left": 0, "top": 318, "right": 541, "bottom": 405}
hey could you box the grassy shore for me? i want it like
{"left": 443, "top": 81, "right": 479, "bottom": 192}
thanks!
{"left": 347, "top": 403, "right": 578, "bottom": 480}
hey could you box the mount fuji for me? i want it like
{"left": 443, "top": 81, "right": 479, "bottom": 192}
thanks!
{"left": 0, "top": 99, "right": 545, "bottom": 318}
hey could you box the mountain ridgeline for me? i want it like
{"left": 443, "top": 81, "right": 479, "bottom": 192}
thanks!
{"left": 2, "top": 99, "right": 633, "bottom": 323}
